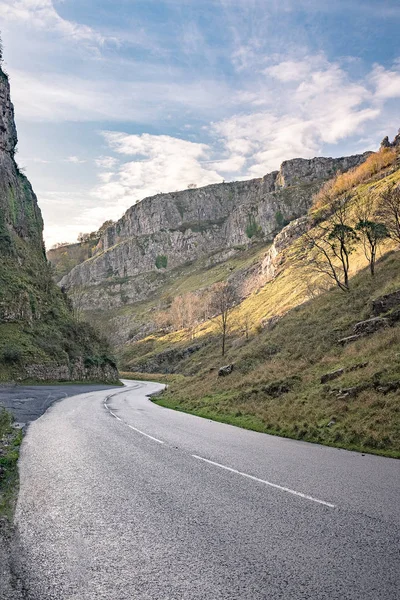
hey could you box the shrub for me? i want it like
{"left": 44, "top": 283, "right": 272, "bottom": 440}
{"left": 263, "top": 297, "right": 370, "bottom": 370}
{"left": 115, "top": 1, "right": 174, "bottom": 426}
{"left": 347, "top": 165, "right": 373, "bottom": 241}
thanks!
{"left": 246, "top": 214, "right": 262, "bottom": 239}
{"left": 275, "top": 210, "right": 286, "bottom": 229}
{"left": 155, "top": 255, "right": 168, "bottom": 269}
{"left": 2, "top": 345, "right": 22, "bottom": 364}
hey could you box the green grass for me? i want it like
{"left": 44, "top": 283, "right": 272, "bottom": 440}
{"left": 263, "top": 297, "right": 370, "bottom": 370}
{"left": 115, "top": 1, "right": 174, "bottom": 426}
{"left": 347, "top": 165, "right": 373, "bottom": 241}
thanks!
{"left": 136, "top": 250, "right": 400, "bottom": 458}
{"left": 120, "top": 371, "right": 187, "bottom": 386}
{"left": 152, "top": 395, "right": 400, "bottom": 458}
{"left": 0, "top": 410, "right": 22, "bottom": 522}
{"left": 0, "top": 232, "right": 117, "bottom": 383}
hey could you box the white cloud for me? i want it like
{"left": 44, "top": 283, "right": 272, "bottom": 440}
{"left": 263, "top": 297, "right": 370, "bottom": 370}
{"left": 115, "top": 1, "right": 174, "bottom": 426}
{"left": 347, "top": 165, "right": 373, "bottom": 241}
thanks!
{"left": 65, "top": 155, "right": 86, "bottom": 164}
{"left": 91, "top": 133, "right": 223, "bottom": 213}
{"left": 370, "top": 64, "right": 400, "bottom": 100}
{"left": 211, "top": 58, "right": 381, "bottom": 176}
{"left": 8, "top": 69, "right": 230, "bottom": 123}
{"left": 0, "top": 0, "right": 110, "bottom": 45}
{"left": 265, "top": 60, "right": 312, "bottom": 82}
{"left": 95, "top": 156, "right": 118, "bottom": 169}
{"left": 98, "top": 172, "right": 114, "bottom": 184}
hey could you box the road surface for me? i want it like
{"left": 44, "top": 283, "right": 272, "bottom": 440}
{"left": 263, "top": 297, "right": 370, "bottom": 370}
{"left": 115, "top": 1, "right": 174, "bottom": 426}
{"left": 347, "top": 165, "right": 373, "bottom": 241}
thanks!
{"left": 15, "top": 380, "right": 400, "bottom": 599}
{"left": 0, "top": 383, "right": 118, "bottom": 424}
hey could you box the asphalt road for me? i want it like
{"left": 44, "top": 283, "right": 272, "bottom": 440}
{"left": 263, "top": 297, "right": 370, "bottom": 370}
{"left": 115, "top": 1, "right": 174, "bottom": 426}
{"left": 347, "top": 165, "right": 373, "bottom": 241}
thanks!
{"left": 15, "top": 380, "right": 400, "bottom": 599}
{"left": 0, "top": 383, "right": 118, "bottom": 424}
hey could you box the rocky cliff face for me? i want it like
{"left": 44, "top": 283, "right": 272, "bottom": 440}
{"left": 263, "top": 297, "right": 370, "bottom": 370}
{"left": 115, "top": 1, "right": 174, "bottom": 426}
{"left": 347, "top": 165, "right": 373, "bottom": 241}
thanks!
{"left": 0, "top": 63, "right": 117, "bottom": 382}
{"left": 61, "top": 152, "right": 369, "bottom": 309}
{"left": 0, "top": 71, "right": 44, "bottom": 255}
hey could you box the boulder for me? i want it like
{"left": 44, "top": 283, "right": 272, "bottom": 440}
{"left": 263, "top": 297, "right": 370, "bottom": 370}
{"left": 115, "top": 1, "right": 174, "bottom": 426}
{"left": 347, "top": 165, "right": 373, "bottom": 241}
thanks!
{"left": 260, "top": 315, "right": 281, "bottom": 331}
{"left": 347, "top": 362, "right": 369, "bottom": 372}
{"left": 218, "top": 364, "right": 234, "bottom": 377}
{"left": 338, "top": 334, "right": 362, "bottom": 346}
{"left": 263, "top": 375, "right": 301, "bottom": 397}
{"left": 375, "top": 380, "right": 400, "bottom": 394}
{"left": 371, "top": 290, "right": 400, "bottom": 316}
{"left": 335, "top": 382, "right": 371, "bottom": 399}
{"left": 353, "top": 317, "right": 389, "bottom": 336}
{"left": 320, "top": 368, "right": 344, "bottom": 384}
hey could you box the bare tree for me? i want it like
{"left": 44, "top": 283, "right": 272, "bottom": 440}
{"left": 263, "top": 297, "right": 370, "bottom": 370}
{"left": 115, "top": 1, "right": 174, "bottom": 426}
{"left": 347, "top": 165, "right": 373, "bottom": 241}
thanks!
{"left": 184, "top": 292, "right": 202, "bottom": 340}
{"left": 304, "top": 196, "right": 358, "bottom": 292}
{"left": 212, "top": 282, "right": 238, "bottom": 356}
{"left": 240, "top": 313, "right": 252, "bottom": 341}
{"left": 187, "top": 183, "right": 197, "bottom": 189}
{"left": 378, "top": 184, "right": 400, "bottom": 245}
{"left": 168, "top": 292, "right": 202, "bottom": 338}
{"left": 170, "top": 296, "right": 185, "bottom": 331}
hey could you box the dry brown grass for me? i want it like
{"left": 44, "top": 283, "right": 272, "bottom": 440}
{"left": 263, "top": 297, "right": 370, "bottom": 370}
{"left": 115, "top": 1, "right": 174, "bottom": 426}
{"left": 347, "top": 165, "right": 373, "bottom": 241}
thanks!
{"left": 312, "top": 148, "right": 398, "bottom": 210}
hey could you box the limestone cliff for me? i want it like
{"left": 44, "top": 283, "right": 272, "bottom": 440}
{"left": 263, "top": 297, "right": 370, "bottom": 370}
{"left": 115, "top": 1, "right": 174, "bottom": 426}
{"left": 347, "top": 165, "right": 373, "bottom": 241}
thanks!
{"left": 60, "top": 153, "right": 369, "bottom": 309}
{"left": 0, "top": 62, "right": 117, "bottom": 382}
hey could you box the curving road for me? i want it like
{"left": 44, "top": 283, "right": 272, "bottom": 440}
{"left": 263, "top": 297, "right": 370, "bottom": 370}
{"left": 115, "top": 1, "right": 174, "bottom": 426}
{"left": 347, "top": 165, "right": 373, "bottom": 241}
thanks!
{"left": 16, "top": 380, "right": 400, "bottom": 599}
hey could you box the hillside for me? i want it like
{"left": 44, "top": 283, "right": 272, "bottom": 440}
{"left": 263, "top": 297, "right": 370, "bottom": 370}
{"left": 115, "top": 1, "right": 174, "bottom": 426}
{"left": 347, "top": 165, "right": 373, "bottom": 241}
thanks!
{"left": 57, "top": 153, "right": 368, "bottom": 303}
{"left": 118, "top": 142, "right": 400, "bottom": 457}
{"left": 53, "top": 151, "right": 371, "bottom": 355}
{"left": 0, "top": 62, "right": 117, "bottom": 383}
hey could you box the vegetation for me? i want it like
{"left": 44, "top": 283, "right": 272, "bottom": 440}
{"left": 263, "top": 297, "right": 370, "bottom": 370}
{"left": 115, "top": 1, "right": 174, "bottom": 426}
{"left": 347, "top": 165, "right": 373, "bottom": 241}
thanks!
{"left": 245, "top": 214, "right": 262, "bottom": 239}
{"left": 120, "top": 155, "right": 400, "bottom": 457}
{"left": 155, "top": 254, "right": 168, "bottom": 269}
{"left": 0, "top": 228, "right": 117, "bottom": 382}
{"left": 312, "top": 147, "right": 398, "bottom": 210}
{"left": 304, "top": 195, "right": 359, "bottom": 292}
{"left": 148, "top": 251, "right": 400, "bottom": 457}
{"left": 212, "top": 282, "right": 238, "bottom": 356}
{"left": 0, "top": 410, "right": 22, "bottom": 521}
{"left": 378, "top": 183, "right": 400, "bottom": 244}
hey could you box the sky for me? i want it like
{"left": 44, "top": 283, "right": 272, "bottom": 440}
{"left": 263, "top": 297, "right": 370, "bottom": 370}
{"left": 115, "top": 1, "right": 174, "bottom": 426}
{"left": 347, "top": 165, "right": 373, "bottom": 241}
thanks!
{"left": 1, "top": 0, "right": 400, "bottom": 248}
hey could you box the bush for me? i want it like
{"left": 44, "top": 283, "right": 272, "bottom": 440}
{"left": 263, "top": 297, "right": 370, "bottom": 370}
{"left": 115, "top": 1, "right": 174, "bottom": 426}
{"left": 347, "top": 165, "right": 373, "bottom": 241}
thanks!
{"left": 1, "top": 345, "right": 22, "bottom": 364}
{"left": 155, "top": 255, "right": 168, "bottom": 269}
{"left": 246, "top": 214, "right": 262, "bottom": 239}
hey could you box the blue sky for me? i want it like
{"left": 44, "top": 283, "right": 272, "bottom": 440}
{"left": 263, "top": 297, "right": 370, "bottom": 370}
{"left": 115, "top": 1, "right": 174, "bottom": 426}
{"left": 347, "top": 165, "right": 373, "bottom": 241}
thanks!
{"left": 1, "top": 0, "right": 400, "bottom": 247}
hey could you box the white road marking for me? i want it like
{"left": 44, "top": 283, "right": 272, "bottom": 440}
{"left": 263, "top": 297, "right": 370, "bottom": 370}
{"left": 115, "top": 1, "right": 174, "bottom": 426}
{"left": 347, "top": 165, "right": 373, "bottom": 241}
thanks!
{"left": 127, "top": 424, "right": 164, "bottom": 444}
{"left": 192, "top": 454, "right": 336, "bottom": 508}
{"left": 104, "top": 392, "right": 165, "bottom": 444}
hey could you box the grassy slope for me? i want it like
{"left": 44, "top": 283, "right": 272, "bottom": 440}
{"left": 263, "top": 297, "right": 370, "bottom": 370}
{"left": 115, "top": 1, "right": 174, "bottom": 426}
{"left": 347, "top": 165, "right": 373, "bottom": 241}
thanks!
{"left": 47, "top": 241, "right": 96, "bottom": 282}
{"left": 0, "top": 410, "right": 21, "bottom": 522}
{"left": 85, "top": 241, "right": 267, "bottom": 349}
{"left": 0, "top": 232, "right": 116, "bottom": 382}
{"left": 122, "top": 164, "right": 400, "bottom": 457}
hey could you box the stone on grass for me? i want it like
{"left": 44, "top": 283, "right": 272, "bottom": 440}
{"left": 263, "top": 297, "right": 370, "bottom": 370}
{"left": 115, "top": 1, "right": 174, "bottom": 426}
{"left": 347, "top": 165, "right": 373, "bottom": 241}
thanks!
{"left": 218, "top": 364, "right": 234, "bottom": 377}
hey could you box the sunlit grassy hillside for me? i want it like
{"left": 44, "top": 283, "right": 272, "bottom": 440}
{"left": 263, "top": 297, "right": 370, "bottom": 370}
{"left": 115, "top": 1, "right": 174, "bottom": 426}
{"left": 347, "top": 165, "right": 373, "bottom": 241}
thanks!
{"left": 122, "top": 152, "right": 400, "bottom": 456}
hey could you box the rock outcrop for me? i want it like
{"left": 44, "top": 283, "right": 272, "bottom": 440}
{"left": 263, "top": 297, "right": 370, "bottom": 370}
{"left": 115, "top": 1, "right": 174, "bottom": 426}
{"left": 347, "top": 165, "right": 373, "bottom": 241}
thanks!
{"left": 60, "top": 153, "right": 369, "bottom": 309}
{"left": 261, "top": 215, "right": 310, "bottom": 281}
{"left": 380, "top": 131, "right": 400, "bottom": 150}
{"left": 0, "top": 60, "right": 117, "bottom": 383}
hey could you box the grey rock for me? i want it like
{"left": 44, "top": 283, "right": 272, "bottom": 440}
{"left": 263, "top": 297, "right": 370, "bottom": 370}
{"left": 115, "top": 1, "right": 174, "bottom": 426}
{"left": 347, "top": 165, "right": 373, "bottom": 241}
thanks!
{"left": 261, "top": 216, "right": 310, "bottom": 281}
{"left": 60, "top": 153, "right": 370, "bottom": 311}
{"left": 380, "top": 131, "right": 400, "bottom": 149}
{"left": 353, "top": 317, "right": 390, "bottom": 335}
{"left": 320, "top": 369, "right": 345, "bottom": 384}
{"left": 375, "top": 380, "right": 400, "bottom": 395}
{"left": 371, "top": 289, "right": 400, "bottom": 316}
{"left": 347, "top": 362, "right": 369, "bottom": 373}
{"left": 218, "top": 364, "right": 234, "bottom": 377}
{"left": 338, "top": 334, "right": 363, "bottom": 345}
{"left": 260, "top": 315, "right": 282, "bottom": 331}
{"left": 336, "top": 383, "right": 372, "bottom": 399}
